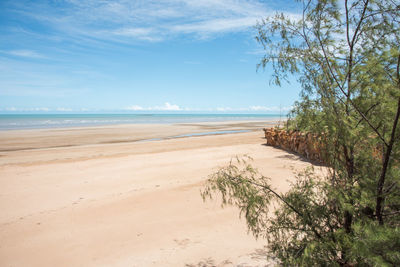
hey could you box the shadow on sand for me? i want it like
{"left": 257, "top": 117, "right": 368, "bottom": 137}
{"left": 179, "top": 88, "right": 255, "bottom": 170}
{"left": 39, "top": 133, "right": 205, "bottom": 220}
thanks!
{"left": 184, "top": 246, "right": 276, "bottom": 267}
{"left": 261, "top": 143, "right": 326, "bottom": 167}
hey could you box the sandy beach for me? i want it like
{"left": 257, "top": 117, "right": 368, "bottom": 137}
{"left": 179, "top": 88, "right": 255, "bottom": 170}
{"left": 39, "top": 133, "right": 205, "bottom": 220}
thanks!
{"left": 0, "top": 121, "right": 313, "bottom": 266}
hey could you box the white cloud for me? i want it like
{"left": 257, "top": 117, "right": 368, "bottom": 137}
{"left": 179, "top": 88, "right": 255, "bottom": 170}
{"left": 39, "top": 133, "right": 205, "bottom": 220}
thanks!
{"left": 0, "top": 107, "right": 78, "bottom": 112}
{"left": 1, "top": 107, "right": 51, "bottom": 112}
{"left": 125, "top": 102, "right": 181, "bottom": 111}
{"left": 156, "top": 102, "right": 181, "bottom": 111}
{"left": 33, "top": 107, "right": 50, "bottom": 111}
{"left": 249, "top": 105, "right": 292, "bottom": 112}
{"left": 4, "top": 50, "right": 45, "bottom": 58}
{"left": 211, "top": 106, "right": 292, "bottom": 112}
{"left": 216, "top": 107, "right": 233, "bottom": 112}
{"left": 125, "top": 105, "right": 144, "bottom": 111}
{"left": 56, "top": 107, "right": 73, "bottom": 111}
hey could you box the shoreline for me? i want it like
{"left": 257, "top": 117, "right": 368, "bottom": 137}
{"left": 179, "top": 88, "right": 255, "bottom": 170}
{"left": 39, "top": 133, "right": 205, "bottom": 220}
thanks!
{"left": 0, "top": 119, "right": 280, "bottom": 132}
{"left": 0, "top": 114, "right": 284, "bottom": 131}
{"left": 0, "top": 120, "right": 281, "bottom": 153}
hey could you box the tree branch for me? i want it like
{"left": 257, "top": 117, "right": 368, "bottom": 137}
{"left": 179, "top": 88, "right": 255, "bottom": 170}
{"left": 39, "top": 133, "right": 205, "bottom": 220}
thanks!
{"left": 232, "top": 176, "right": 323, "bottom": 239}
{"left": 375, "top": 53, "right": 400, "bottom": 225}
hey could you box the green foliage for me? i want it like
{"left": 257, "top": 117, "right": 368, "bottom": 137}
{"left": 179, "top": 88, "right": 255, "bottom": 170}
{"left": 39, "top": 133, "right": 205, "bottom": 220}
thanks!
{"left": 202, "top": 0, "right": 400, "bottom": 265}
{"left": 353, "top": 223, "right": 400, "bottom": 265}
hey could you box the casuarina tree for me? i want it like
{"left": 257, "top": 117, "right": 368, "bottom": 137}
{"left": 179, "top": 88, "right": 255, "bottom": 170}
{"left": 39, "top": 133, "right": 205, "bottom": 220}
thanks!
{"left": 202, "top": 0, "right": 400, "bottom": 265}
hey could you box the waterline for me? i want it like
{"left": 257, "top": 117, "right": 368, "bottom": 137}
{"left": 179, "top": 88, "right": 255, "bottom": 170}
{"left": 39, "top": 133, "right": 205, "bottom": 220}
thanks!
{"left": 0, "top": 114, "right": 281, "bottom": 130}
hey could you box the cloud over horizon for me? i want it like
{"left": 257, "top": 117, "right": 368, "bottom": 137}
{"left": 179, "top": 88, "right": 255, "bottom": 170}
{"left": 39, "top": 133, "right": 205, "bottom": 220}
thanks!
{"left": 125, "top": 102, "right": 182, "bottom": 111}
{"left": 1, "top": 104, "right": 291, "bottom": 113}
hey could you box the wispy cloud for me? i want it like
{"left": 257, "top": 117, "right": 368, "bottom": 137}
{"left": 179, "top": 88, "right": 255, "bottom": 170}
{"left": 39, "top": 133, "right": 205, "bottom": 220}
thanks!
{"left": 7, "top": 0, "right": 276, "bottom": 42}
{"left": 246, "top": 49, "right": 265, "bottom": 55}
{"left": 111, "top": 27, "right": 162, "bottom": 42}
{"left": 2, "top": 49, "right": 46, "bottom": 59}
{"left": 169, "top": 17, "right": 258, "bottom": 37}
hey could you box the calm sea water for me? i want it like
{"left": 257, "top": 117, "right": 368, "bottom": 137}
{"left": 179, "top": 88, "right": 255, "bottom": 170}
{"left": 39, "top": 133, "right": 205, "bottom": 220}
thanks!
{"left": 0, "top": 114, "right": 282, "bottom": 130}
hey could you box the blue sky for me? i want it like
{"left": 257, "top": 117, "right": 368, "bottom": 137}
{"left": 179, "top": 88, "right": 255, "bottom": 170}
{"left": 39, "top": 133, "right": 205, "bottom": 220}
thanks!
{"left": 0, "top": 0, "right": 302, "bottom": 113}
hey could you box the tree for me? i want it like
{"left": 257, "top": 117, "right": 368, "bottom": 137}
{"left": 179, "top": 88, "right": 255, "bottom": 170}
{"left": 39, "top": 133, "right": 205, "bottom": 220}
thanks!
{"left": 202, "top": 0, "right": 400, "bottom": 265}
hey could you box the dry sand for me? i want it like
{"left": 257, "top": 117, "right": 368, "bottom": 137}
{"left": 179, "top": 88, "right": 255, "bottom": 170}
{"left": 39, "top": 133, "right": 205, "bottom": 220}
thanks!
{"left": 0, "top": 121, "right": 313, "bottom": 266}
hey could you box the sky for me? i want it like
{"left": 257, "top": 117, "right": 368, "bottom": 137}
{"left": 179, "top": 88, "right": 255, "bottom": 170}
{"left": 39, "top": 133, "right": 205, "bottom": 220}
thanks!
{"left": 0, "top": 0, "right": 302, "bottom": 114}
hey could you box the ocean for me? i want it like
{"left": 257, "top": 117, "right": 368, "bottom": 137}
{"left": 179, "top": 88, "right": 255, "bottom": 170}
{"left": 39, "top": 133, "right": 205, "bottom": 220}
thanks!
{"left": 0, "top": 114, "right": 282, "bottom": 130}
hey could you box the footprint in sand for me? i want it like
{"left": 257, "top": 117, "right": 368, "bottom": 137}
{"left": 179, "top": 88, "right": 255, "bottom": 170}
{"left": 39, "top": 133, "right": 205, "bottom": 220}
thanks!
{"left": 173, "top": 238, "right": 191, "bottom": 248}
